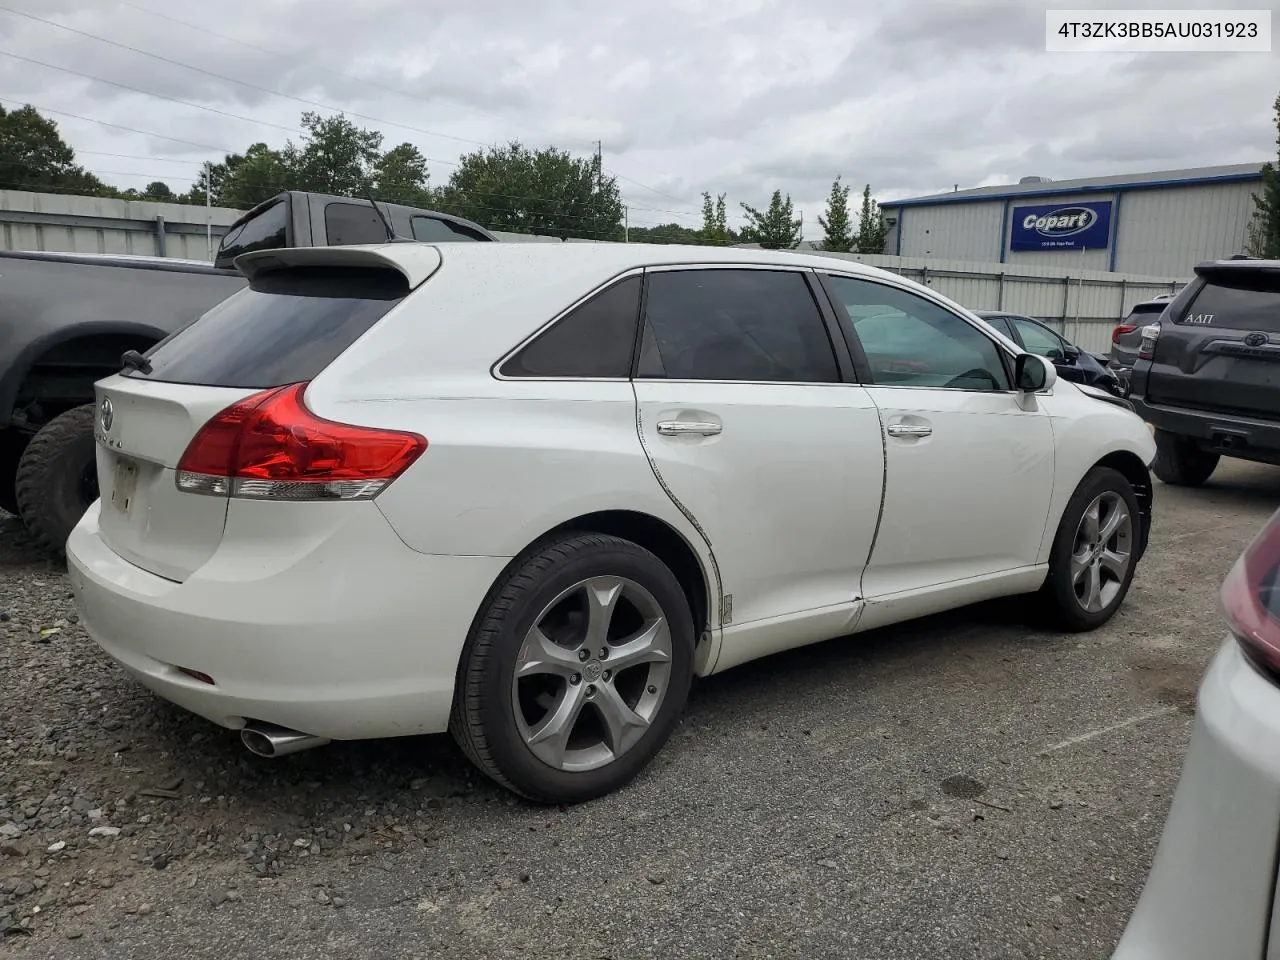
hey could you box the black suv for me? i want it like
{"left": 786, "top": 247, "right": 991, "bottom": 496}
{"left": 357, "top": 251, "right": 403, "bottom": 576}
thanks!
{"left": 1127, "top": 258, "right": 1280, "bottom": 486}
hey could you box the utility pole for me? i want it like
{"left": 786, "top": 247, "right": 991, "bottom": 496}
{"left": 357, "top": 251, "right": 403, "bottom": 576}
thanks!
{"left": 624, "top": 205, "right": 629, "bottom": 243}
{"left": 204, "top": 161, "right": 212, "bottom": 260}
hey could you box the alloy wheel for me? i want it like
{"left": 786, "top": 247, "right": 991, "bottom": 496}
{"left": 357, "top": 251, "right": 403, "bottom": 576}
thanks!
{"left": 511, "top": 576, "right": 673, "bottom": 773}
{"left": 1070, "top": 491, "right": 1133, "bottom": 613}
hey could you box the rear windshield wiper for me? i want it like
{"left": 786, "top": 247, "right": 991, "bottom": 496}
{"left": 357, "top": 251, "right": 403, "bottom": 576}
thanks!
{"left": 121, "top": 349, "right": 153, "bottom": 375}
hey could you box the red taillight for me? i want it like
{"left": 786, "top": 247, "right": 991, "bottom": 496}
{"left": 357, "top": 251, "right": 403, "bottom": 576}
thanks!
{"left": 1111, "top": 323, "right": 1137, "bottom": 344}
{"left": 1222, "top": 508, "right": 1280, "bottom": 679}
{"left": 175, "top": 382, "right": 427, "bottom": 501}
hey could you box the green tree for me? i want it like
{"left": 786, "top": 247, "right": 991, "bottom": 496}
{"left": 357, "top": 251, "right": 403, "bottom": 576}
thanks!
{"left": 0, "top": 104, "right": 107, "bottom": 195}
{"left": 188, "top": 142, "right": 292, "bottom": 209}
{"left": 283, "top": 112, "right": 383, "bottom": 197}
{"left": 699, "top": 191, "right": 734, "bottom": 244}
{"left": 436, "top": 140, "right": 623, "bottom": 240}
{"left": 375, "top": 142, "right": 431, "bottom": 207}
{"left": 629, "top": 222, "right": 705, "bottom": 244}
{"left": 1247, "top": 91, "right": 1280, "bottom": 258}
{"left": 817, "top": 176, "right": 853, "bottom": 252}
{"left": 739, "top": 190, "right": 802, "bottom": 249}
{"left": 141, "top": 180, "right": 175, "bottom": 202}
{"left": 855, "top": 184, "right": 887, "bottom": 254}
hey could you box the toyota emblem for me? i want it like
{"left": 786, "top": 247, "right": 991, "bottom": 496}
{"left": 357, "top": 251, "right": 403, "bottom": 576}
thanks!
{"left": 100, "top": 397, "right": 114, "bottom": 432}
{"left": 1244, "top": 332, "right": 1269, "bottom": 348}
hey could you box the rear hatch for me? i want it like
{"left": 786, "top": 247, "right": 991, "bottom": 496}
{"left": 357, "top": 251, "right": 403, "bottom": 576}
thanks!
{"left": 1145, "top": 262, "right": 1280, "bottom": 417}
{"left": 95, "top": 249, "right": 437, "bottom": 582}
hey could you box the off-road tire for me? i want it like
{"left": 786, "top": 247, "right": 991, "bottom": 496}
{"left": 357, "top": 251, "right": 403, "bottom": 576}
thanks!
{"left": 1151, "top": 429, "right": 1219, "bottom": 487}
{"left": 0, "top": 430, "right": 27, "bottom": 516}
{"left": 449, "top": 533, "right": 695, "bottom": 804}
{"left": 15, "top": 404, "right": 99, "bottom": 557}
{"left": 1041, "top": 466, "right": 1141, "bottom": 632}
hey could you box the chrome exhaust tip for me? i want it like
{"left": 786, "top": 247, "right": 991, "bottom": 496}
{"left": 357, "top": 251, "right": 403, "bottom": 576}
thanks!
{"left": 240, "top": 722, "right": 330, "bottom": 758}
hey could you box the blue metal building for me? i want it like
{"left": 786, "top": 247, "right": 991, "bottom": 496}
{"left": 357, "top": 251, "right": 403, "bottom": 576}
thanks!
{"left": 880, "top": 163, "right": 1266, "bottom": 277}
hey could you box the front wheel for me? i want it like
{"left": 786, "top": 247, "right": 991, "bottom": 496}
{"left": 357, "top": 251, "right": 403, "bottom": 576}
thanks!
{"left": 1041, "top": 466, "right": 1141, "bottom": 632}
{"left": 450, "top": 533, "right": 695, "bottom": 803}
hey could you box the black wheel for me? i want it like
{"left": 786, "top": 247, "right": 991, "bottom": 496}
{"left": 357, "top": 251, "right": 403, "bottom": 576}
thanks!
{"left": 1041, "top": 466, "right": 1141, "bottom": 632}
{"left": 14, "top": 404, "right": 100, "bottom": 557}
{"left": 450, "top": 533, "right": 695, "bottom": 804}
{"left": 1151, "top": 429, "right": 1219, "bottom": 487}
{"left": 0, "top": 429, "right": 27, "bottom": 516}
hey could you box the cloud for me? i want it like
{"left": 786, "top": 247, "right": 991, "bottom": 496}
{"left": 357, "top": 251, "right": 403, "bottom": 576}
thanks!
{"left": 0, "top": 0, "right": 1272, "bottom": 236}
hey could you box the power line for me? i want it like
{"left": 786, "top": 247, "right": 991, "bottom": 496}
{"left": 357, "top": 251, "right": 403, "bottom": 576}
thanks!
{"left": 2, "top": 2, "right": 697, "bottom": 212}
{"left": 0, "top": 95, "right": 238, "bottom": 152}
{"left": 0, "top": 50, "right": 302, "bottom": 135}
{"left": 0, "top": 5, "right": 498, "bottom": 149}
{"left": 110, "top": 0, "right": 561, "bottom": 144}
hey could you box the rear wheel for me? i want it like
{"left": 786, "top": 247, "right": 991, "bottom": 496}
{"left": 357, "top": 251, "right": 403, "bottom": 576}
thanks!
{"left": 1151, "top": 429, "right": 1219, "bottom": 487}
{"left": 1041, "top": 466, "right": 1141, "bottom": 632}
{"left": 450, "top": 533, "right": 695, "bottom": 803}
{"left": 0, "top": 429, "right": 27, "bottom": 516}
{"left": 14, "top": 405, "right": 100, "bottom": 557}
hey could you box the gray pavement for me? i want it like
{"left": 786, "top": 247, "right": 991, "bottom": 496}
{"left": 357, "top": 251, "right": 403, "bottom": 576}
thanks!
{"left": 2, "top": 460, "right": 1277, "bottom": 959}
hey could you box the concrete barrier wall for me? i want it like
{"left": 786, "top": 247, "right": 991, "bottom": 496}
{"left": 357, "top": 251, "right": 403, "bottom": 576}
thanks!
{"left": 0, "top": 190, "right": 1187, "bottom": 354}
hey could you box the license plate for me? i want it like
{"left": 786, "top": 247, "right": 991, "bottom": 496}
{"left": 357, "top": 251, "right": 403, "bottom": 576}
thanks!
{"left": 110, "top": 457, "right": 138, "bottom": 516}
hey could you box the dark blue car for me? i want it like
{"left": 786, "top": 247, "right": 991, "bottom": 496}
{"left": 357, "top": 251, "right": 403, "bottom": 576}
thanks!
{"left": 976, "top": 311, "right": 1124, "bottom": 397}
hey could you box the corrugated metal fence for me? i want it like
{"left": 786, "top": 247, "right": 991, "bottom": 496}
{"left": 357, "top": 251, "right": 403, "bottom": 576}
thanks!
{"left": 0, "top": 190, "right": 1187, "bottom": 355}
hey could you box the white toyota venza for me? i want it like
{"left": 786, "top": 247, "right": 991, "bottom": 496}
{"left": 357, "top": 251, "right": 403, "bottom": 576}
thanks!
{"left": 68, "top": 242, "right": 1157, "bottom": 803}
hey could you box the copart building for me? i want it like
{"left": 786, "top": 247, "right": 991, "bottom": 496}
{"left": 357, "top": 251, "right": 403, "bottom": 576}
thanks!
{"left": 880, "top": 163, "right": 1266, "bottom": 277}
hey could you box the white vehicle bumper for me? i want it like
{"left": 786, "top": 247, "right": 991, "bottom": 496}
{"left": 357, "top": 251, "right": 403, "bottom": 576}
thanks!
{"left": 1113, "top": 637, "right": 1280, "bottom": 959}
{"left": 66, "top": 501, "right": 509, "bottom": 741}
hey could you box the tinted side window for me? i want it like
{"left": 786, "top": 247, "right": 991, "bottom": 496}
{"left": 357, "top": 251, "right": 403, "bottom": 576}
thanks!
{"left": 638, "top": 269, "right": 839, "bottom": 383}
{"left": 1010, "top": 317, "right": 1065, "bottom": 358}
{"left": 825, "top": 275, "right": 1010, "bottom": 391}
{"left": 499, "top": 275, "right": 641, "bottom": 378}
{"left": 130, "top": 266, "right": 407, "bottom": 389}
{"left": 411, "top": 216, "right": 488, "bottom": 242}
{"left": 215, "top": 200, "right": 287, "bottom": 266}
{"left": 325, "top": 202, "right": 391, "bottom": 246}
{"left": 982, "top": 315, "right": 1014, "bottom": 338}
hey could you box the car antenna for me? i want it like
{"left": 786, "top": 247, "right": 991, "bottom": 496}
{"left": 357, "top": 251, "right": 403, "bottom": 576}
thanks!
{"left": 364, "top": 187, "right": 409, "bottom": 243}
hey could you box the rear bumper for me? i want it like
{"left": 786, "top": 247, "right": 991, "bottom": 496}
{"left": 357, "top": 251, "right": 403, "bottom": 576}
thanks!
{"left": 67, "top": 501, "right": 509, "bottom": 741}
{"left": 1130, "top": 396, "right": 1280, "bottom": 453}
{"left": 1111, "top": 639, "right": 1280, "bottom": 959}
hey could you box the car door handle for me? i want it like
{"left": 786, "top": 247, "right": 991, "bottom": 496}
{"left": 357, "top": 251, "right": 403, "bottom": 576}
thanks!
{"left": 657, "top": 420, "right": 722, "bottom": 437}
{"left": 886, "top": 423, "right": 932, "bottom": 438}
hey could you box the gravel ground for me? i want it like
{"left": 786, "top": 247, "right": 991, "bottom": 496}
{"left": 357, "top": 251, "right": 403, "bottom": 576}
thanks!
{"left": 1, "top": 461, "right": 1277, "bottom": 959}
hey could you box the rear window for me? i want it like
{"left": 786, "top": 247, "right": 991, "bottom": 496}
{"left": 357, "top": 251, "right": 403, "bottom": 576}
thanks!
{"left": 215, "top": 200, "right": 288, "bottom": 268}
{"left": 1126, "top": 301, "right": 1168, "bottom": 318}
{"left": 1179, "top": 272, "right": 1280, "bottom": 331}
{"left": 128, "top": 266, "right": 408, "bottom": 388}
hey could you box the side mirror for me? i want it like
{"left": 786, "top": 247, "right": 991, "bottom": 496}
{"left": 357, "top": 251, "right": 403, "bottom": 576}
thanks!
{"left": 1015, "top": 353, "right": 1057, "bottom": 393}
{"left": 1062, "top": 344, "right": 1080, "bottom": 364}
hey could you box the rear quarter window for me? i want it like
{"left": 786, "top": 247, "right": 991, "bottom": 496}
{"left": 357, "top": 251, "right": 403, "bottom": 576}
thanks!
{"left": 128, "top": 266, "right": 408, "bottom": 388}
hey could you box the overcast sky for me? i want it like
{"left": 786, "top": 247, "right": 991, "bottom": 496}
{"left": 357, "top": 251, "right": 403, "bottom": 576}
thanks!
{"left": 0, "top": 0, "right": 1275, "bottom": 237}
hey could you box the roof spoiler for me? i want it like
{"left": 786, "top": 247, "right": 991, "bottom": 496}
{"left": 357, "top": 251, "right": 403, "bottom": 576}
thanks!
{"left": 233, "top": 245, "right": 443, "bottom": 289}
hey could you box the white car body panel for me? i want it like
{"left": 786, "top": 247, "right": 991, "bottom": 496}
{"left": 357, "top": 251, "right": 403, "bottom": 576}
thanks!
{"left": 1112, "top": 638, "right": 1280, "bottom": 960}
{"left": 859, "top": 385, "right": 1056, "bottom": 597}
{"left": 66, "top": 241, "right": 1159, "bottom": 747}
{"left": 633, "top": 378, "right": 885, "bottom": 630}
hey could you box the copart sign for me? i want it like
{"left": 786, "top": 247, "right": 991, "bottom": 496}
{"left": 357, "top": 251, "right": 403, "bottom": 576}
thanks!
{"left": 1010, "top": 200, "right": 1113, "bottom": 252}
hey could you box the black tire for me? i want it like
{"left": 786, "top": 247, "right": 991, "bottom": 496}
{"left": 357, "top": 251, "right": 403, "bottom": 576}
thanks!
{"left": 14, "top": 404, "right": 100, "bottom": 557}
{"left": 450, "top": 533, "right": 695, "bottom": 804}
{"left": 1041, "top": 466, "right": 1141, "bottom": 632}
{"left": 1151, "top": 429, "right": 1219, "bottom": 487}
{"left": 0, "top": 429, "right": 27, "bottom": 516}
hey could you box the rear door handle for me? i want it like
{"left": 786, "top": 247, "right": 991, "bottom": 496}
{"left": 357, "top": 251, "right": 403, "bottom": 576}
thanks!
{"left": 886, "top": 424, "right": 932, "bottom": 438}
{"left": 657, "top": 420, "right": 722, "bottom": 437}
